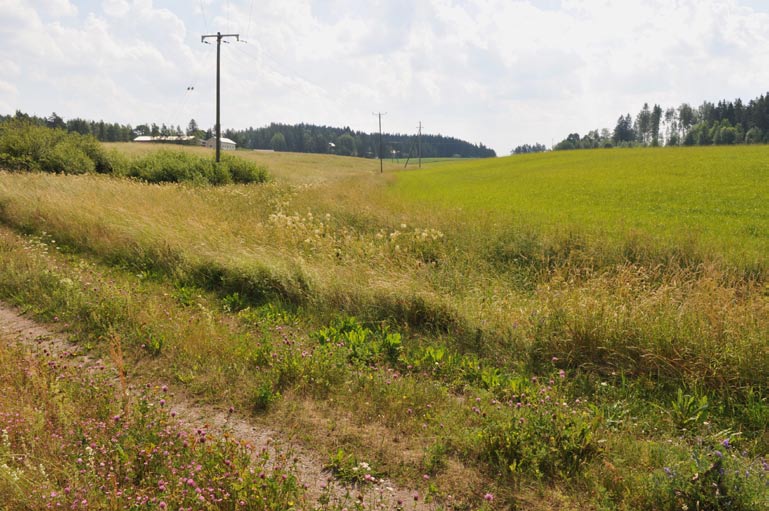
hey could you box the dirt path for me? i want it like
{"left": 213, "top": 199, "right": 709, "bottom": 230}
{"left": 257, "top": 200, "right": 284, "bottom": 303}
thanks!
{"left": 0, "top": 303, "right": 430, "bottom": 511}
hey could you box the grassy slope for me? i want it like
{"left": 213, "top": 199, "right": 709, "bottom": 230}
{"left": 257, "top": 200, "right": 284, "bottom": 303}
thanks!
{"left": 0, "top": 145, "right": 768, "bottom": 510}
{"left": 394, "top": 146, "right": 769, "bottom": 265}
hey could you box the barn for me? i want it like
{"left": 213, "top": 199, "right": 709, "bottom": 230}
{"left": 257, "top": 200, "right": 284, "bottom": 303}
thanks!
{"left": 204, "top": 137, "right": 237, "bottom": 151}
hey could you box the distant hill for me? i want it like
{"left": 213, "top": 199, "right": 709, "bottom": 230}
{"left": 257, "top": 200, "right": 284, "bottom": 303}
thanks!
{"left": 224, "top": 122, "right": 496, "bottom": 159}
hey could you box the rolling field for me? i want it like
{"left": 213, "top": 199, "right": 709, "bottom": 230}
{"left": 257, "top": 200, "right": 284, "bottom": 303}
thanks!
{"left": 0, "top": 144, "right": 768, "bottom": 510}
{"left": 394, "top": 146, "right": 769, "bottom": 266}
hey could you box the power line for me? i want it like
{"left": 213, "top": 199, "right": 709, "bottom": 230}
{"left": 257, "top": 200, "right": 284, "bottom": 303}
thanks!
{"left": 202, "top": 31, "right": 240, "bottom": 162}
{"left": 198, "top": 0, "right": 209, "bottom": 31}
{"left": 245, "top": 0, "right": 255, "bottom": 42}
{"left": 226, "top": 0, "right": 231, "bottom": 33}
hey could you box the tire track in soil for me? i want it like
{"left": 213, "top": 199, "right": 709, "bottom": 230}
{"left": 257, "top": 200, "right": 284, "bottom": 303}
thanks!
{"left": 0, "top": 303, "right": 430, "bottom": 511}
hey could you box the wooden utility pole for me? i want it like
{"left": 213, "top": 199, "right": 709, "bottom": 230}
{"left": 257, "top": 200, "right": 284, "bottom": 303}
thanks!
{"left": 403, "top": 122, "right": 423, "bottom": 169}
{"left": 417, "top": 121, "right": 423, "bottom": 169}
{"left": 373, "top": 112, "right": 386, "bottom": 173}
{"left": 202, "top": 31, "right": 239, "bottom": 162}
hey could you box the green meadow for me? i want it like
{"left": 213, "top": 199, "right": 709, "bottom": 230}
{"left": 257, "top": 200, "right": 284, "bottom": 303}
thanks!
{"left": 0, "top": 140, "right": 768, "bottom": 510}
{"left": 397, "top": 146, "right": 769, "bottom": 266}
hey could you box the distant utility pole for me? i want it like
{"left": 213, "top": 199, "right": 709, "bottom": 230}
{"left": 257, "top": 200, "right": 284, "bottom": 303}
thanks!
{"left": 201, "top": 31, "right": 239, "bottom": 162}
{"left": 403, "top": 122, "right": 423, "bottom": 170}
{"left": 373, "top": 112, "right": 386, "bottom": 173}
{"left": 417, "top": 121, "right": 423, "bottom": 169}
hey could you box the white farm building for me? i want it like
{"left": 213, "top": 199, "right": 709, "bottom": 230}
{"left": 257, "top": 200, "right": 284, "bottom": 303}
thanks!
{"left": 133, "top": 135, "right": 198, "bottom": 144}
{"left": 204, "top": 137, "right": 237, "bottom": 151}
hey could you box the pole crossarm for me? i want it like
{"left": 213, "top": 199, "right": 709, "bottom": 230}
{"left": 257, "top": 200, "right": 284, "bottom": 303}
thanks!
{"left": 201, "top": 32, "right": 239, "bottom": 162}
{"left": 201, "top": 33, "right": 240, "bottom": 42}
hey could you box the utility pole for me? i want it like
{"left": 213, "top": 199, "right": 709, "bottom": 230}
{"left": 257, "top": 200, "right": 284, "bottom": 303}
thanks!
{"left": 373, "top": 112, "right": 386, "bottom": 173}
{"left": 417, "top": 121, "right": 423, "bottom": 169}
{"left": 202, "top": 31, "right": 239, "bottom": 162}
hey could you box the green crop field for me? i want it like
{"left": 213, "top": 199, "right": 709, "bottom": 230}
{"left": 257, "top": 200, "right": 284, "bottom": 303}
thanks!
{"left": 0, "top": 139, "right": 768, "bottom": 510}
{"left": 394, "top": 146, "right": 769, "bottom": 266}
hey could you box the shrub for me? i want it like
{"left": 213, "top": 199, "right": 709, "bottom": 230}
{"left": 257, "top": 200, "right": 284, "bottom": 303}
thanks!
{"left": 39, "top": 140, "right": 94, "bottom": 174}
{"left": 0, "top": 119, "right": 103, "bottom": 174}
{"left": 221, "top": 153, "right": 269, "bottom": 183}
{"left": 125, "top": 150, "right": 269, "bottom": 185}
{"left": 0, "top": 120, "right": 269, "bottom": 185}
{"left": 127, "top": 149, "right": 210, "bottom": 183}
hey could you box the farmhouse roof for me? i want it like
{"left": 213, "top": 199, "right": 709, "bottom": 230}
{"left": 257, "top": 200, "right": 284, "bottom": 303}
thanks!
{"left": 133, "top": 135, "right": 196, "bottom": 142}
{"left": 204, "top": 137, "right": 237, "bottom": 145}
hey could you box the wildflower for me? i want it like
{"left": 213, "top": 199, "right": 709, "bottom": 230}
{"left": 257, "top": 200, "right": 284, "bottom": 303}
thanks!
{"left": 484, "top": 492, "right": 494, "bottom": 501}
{"left": 159, "top": 502, "right": 167, "bottom": 509}
{"left": 559, "top": 369, "right": 566, "bottom": 379}
{"left": 413, "top": 492, "right": 419, "bottom": 501}
{"left": 161, "top": 385, "right": 168, "bottom": 392}
{"left": 423, "top": 474, "right": 430, "bottom": 480}
{"left": 722, "top": 438, "right": 730, "bottom": 448}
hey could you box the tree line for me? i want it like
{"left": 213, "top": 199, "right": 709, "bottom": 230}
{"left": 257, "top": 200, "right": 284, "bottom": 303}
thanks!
{"left": 551, "top": 91, "right": 769, "bottom": 150}
{"left": 511, "top": 143, "right": 547, "bottom": 155}
{"left": 0, "top": 111, "right": 215, "bottom": 143}
{"left": 2, "top": 112, "right": 496, "bottom": 159}
{"left": 224, "top": 122, "right": 496, "bottom": 158}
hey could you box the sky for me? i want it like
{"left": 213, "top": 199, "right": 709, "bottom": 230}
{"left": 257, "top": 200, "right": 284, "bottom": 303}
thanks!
{"left": 3, "top": 0, "right": 769, "bottom": 155}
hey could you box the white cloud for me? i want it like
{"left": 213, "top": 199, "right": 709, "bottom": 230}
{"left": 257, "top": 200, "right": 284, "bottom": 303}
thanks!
{"left": 3, "top": 0, "right": 769, "bottom": 153}
{"left": 102, "top": 0, "right": 131, "bottom": 17}
{"left": 32, "top": 0, "right": 78, "bottom": 17}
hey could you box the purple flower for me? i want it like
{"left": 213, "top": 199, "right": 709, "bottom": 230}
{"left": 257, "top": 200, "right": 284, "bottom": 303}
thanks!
{"left": 722, "top": 438, "right": 730, "bottom": 448}
{"left": 484, "top": 492, "right": 494, "bottom": 501}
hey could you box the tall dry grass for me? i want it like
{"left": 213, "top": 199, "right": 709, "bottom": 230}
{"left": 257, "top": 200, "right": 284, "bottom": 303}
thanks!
{"left": 0, "top": 163, "right": 767, "bottom": 396}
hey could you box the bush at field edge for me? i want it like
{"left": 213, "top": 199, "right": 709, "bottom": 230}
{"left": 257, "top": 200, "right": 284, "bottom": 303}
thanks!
{"left": 0, "top": 120, "right": 268, "bottom": 185}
